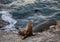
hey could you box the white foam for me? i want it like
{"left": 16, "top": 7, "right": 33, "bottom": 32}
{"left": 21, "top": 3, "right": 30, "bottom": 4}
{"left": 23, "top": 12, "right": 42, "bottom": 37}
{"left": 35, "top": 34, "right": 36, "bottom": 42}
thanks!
{"left": 49, "top": 7, "right": 60, "bottom": 10}
{"left": 0, "top": 10, "right": 17, "bottom": 32}
{"left": 40, "top": 0, "right": 54, "bottom": 2}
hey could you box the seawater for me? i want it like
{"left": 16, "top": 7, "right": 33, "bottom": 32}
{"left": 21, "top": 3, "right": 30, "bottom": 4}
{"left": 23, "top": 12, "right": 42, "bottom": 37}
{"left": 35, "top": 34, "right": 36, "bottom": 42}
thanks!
{"left": 0, "top": 0, "right": 60, "bottom": 33}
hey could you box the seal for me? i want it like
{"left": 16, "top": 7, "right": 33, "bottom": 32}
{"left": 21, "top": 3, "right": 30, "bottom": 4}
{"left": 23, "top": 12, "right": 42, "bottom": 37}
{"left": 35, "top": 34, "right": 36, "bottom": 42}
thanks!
{"left": 56, "top": 21, "right": 60, "bottom": 28}
{"left": 18, "top": 21, "right": 33, "bottom": 39}
{"left": 55, "top": 21, "right": 60, "bottom": 30}
{"left": 33, "top": 19, "right": 57, "bottom": 32}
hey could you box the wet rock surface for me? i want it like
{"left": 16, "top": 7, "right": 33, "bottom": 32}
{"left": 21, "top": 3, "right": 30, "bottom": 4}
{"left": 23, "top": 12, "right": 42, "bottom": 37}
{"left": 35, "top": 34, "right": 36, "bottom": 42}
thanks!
{"left": 0, "top": 18, "right": 60, "bottom": 42}
{"left": 33, "top": 19, "right": 57, "bottom": 32}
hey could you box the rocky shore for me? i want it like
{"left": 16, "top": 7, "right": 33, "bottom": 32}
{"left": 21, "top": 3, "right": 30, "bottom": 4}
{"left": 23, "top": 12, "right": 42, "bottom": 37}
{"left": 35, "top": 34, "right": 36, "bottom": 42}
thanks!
{"left": 0, "top": 0, "right": 60, "bottom": 42}
{"left": 0, "top": 19, "right": 60, "bottom": 42}
{"left": 0, "top": 28, "right": 60, "bottom": 42}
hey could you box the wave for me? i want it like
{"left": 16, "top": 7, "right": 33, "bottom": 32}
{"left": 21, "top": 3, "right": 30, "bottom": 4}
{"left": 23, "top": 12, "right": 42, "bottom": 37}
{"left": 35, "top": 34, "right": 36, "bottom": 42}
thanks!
{"left": 38, "top": 12, "right": 60, "bottom": 19}
{"left": 7, "top": 0, "right": 36, "bottom": 7}
{"left": 24, "top": 11, "right": 60, "bottom": 24}
{"left": 0, "top": 10, "right": 17, "bottom": 32}
{"left": 0, "top": 0, "right": 60, "bottom": 33}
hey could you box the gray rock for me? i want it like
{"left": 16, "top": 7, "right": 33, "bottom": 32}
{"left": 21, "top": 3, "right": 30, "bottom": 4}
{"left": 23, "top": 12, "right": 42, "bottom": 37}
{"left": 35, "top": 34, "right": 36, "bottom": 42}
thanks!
{"left": 0, "top": 17, "right": 9, "bottom": 28}
{"left": 33, "top": 19, "right": 57, "bottom": 32}
{"left": 0, "top": 19, "right": 60, "bottom": 42}
{"left": 0, "top": 29, "right": 60, "bottom": 42}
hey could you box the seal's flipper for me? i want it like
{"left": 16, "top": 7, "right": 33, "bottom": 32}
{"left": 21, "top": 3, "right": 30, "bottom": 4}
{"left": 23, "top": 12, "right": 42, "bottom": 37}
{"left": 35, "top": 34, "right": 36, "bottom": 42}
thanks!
{"left": 22, "top": 35, "right": 28, "bottom": 40}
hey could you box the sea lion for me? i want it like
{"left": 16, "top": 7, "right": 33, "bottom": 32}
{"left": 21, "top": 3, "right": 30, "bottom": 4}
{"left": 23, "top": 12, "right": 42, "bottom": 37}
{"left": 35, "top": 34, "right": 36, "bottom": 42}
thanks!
{"left": 33, "top": 19, "right": 57, "bottom": 32}
{"left": 56, "top": 21, "right": 60, "bottom": 28}
{"left": 18, "top": 21, "right": 33, "bottom": 39}
{"left": 55, "top": 21, "right": 60, "bottom": 31}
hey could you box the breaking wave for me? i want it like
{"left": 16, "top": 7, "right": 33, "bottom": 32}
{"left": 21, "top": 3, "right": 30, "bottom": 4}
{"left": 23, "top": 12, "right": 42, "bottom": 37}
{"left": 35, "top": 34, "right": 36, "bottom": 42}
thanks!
{"left": 0, "top": 10, "right": 17, "bottom": 32}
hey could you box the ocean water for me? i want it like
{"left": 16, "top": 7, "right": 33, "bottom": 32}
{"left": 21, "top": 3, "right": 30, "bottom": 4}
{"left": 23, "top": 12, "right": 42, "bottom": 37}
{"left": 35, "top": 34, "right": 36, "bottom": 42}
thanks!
{"left": 12, "top": 0, "right": 60, "bottom": 27}
{"left": 0, "top": 0, "right": 60, "bottom": 32}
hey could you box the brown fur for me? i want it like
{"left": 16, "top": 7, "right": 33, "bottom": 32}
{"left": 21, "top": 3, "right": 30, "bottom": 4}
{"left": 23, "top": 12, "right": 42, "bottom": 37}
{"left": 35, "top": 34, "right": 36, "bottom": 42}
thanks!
{"left": 18, "top": 21, "right": 33, "bottom": 39}
{"left": 54, "top": 21, "right": 60, "bottom": 30}
{"left": 56, "top": 21, "right": 60, "bottom": 28}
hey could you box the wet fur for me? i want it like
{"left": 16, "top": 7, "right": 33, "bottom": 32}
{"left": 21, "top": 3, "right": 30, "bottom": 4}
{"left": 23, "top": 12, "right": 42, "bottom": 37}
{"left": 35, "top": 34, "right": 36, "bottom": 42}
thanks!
{"left": 55, "top": 21, "right": 60, "bottom": 30}
{"left": 18, "top": 21, "right": 33, "bottom": 39}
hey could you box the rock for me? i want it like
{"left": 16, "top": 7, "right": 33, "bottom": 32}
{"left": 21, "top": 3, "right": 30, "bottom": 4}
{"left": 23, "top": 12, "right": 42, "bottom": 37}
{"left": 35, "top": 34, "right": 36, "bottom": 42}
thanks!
{"left": 0, "top": 19, "right": 60, "bottom": 42}
{"left": 0, "top": 20, "right": 9, "bottom": 28}
{"left": 0, "top": 28, "right": 60, "bottom": 42}
{"left": 33, "top": 19, "right": 57, "bottom": 32}
{"left": 0, "top": 20, "right": 9, "bottom": 27}
{"left": 49, "top": 21, "right": 60, "bottom": 31}
{"left": 0, "top": 17, "right": 9, "bottom": 28}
